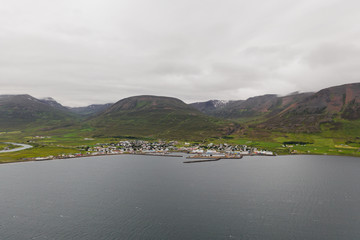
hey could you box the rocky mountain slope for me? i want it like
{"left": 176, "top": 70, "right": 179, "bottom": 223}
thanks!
{"left": 191, "top": 92, "right": 313, "bottom": 120}
{"left": 259, "top": 83, "right": 360, "bottom": 132}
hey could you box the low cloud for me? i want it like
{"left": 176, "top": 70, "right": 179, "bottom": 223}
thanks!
{"left": 0, "top": 0, "right": 359, "bottom": 106}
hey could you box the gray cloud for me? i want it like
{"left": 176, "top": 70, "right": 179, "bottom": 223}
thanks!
{"left": 0, "top": 0, "right": 359, "bottom": 106}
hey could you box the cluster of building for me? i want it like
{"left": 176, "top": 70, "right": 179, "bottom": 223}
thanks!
{"left": 23, "top": 140, "right": 274, "bottom": 162}
{"left": 181, "top": 142, "right": 274, "bottom": 156}
{"left": 88, "top": 141, "right": 274, "bottom": 156}
{"left": 24, "top": 153, "right": 84, "bottom": 161}
{"left": 87, "top": 140, "right": 177, "bottom": 155}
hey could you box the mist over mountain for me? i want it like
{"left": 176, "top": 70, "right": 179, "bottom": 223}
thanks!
{"left": 69, "top": 103, "right": 114, "bottom": 117}
{"left": 258, "top": 83, "right": 360, "bottom": 132}
{"left": 190, "top": 100, "right": 231, "bottom": 116}
{"left": 191, "top": 93, "right": 314, "bottom": 120}
{"left": 39, "top": 97, "right": 71, "bottom": 112}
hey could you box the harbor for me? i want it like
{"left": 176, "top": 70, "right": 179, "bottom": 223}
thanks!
{"left": 183, "top": 154, "right": 243, "bottom": 163}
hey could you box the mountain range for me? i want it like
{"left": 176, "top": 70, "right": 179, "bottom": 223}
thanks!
{"left": 191, "top": 83, "right": 360, "bottom": 132}
{"left": 0, "top": 83, "right": 359, "bottom": 140}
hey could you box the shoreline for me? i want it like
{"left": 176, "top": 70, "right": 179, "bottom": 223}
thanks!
{"left": 1, "top": 150, "right": 360, "bottom": 165}
{"left": 0, "top": 152, "right": 184, "bottom": 165}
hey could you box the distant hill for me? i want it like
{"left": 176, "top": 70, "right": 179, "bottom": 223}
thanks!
{"left": 191, "top": 92, "right": 313, "bottom": 120}
{"left": 39, "top": 97, "right": 70, "bottom": 112}
{"left": 0, "top": 95, "right": 78, "bottom": 131}
{"left": 217, "top": 94, "right": 279, "bottom": 119}
{"left": 290, "top": 83, "right": 360, "bottom": 119}
{"left": 258, "top": 83, "right": 360, "bottom": 132}
{"left": 69, "top": 103, "right": 114, "bottom": 117}
{"left": 39, "top": 98, "right": 114, "bottom": 117}
{"left": 190, "top": 100, "right": 230, "bottom": 115}
{"left": 190, "top": 83, "right": 360, "bottom": 133}
{"left": 88, "top": 95, "right": 232, "bottom": 140}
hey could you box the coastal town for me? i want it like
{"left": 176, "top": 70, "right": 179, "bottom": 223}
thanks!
{"left": 24, "top": 140, "right": 275, "bottom": 162}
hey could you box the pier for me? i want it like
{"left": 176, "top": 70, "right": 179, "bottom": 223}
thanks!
{"left": 135, "top": 153, "right": 183, "bottom": 157}
{"left": 183, "top": 158, "right": 221, "bottom": 163}
{"left": 183, "top": 155, "right": 243, "bottom": 163}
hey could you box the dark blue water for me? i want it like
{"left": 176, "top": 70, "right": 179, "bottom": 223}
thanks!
{"left": 0, "top": 154, "right": 360, "bottom": 239}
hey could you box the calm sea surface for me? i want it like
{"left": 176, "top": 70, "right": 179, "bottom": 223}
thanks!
{"left": 0, "top": 154, "right": 360, "bottom": 239}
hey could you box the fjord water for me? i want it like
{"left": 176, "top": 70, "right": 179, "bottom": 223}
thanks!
{"left": 0, "top": 155, "right": 360, "bottom": 239}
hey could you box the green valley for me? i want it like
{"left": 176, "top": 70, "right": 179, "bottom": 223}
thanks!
{"left": 1, "top": 83, "right": 360, "bottom": 163}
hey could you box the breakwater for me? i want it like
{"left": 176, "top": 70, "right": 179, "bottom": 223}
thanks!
{"left": 184, "top": 155, "right": 243, "bottom": 163}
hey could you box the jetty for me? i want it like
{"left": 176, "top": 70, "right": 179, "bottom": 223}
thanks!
{"left": 135, "top": 153, "right": 183, "bottom": 157}
{"left": 183, "top": 158, "right": 221, "bottom": 163}
{"left": 183, "top": 154, "right": 243, "bottom": 163}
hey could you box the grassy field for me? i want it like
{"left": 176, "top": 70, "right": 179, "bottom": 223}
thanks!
{"left": 0, "top": 146, "right": 85, "bottom": 163}
{"left": 204, "top": 135, "right": 360, "bottom": 157}
{"left": 1, "top": 118, "right": 360, "bottom": 163}
{"left": 203, "top": 119, "right": 360, "bottom": 157}
{"left": 0, "top": 128, "right": 141, "bottom": 163}
{"left": 0, "top": 143, "right": 18, "bottom": 151}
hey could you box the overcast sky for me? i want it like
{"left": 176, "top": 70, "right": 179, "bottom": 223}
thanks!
{"left": 0, "top": 0, "right": 359, "bottom": 106}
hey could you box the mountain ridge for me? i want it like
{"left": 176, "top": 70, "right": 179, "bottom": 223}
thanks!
{"left": 0, "top": 94, "right": 77, "bottom": 131}
{"left": 0, "top": 82, "right": 359, "bottom": 138}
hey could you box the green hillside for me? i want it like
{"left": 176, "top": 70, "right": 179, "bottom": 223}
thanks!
{"left": 0, "top": 94, "right": 78, "bottom": 132}
{"left": 88, "top": 95, "right": 233, "bottom": 140}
